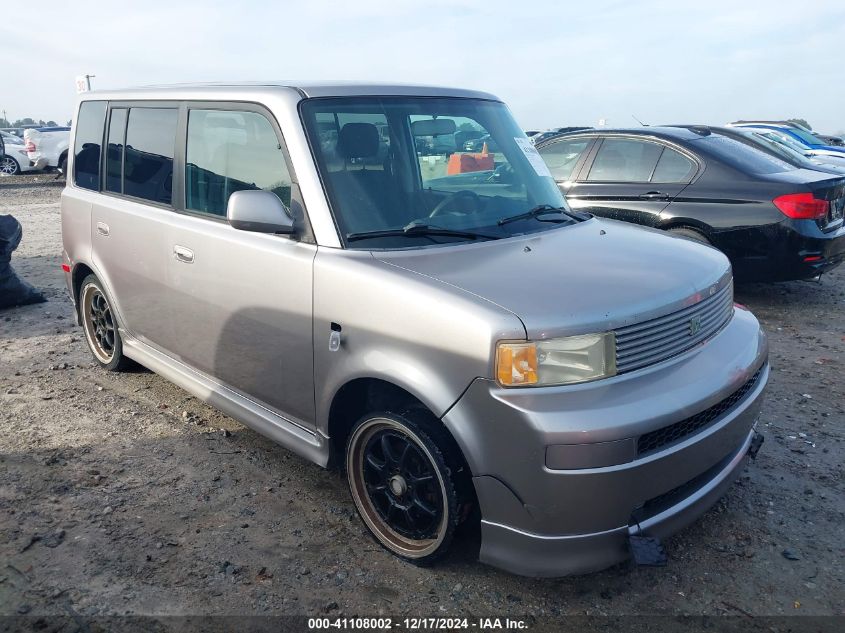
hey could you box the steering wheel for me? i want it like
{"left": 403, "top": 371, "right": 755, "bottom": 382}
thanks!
{"left": 429, "top": 190, "right": 483, "bottom": 218}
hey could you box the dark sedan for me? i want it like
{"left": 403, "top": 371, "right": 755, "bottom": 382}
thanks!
{"left": 536, "top": 127, "right": 845, "bottom": 282}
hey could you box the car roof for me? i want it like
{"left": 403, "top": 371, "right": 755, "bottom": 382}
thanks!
{"left": 536, "top": 126, "right": 706, "bottom": 144}
{"left": 79, "top": 81, "right": 501, "bottom": 102}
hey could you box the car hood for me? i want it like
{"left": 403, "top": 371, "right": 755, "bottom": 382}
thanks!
{"left": 373, "top": 218, "right": 732, "bottom": 339}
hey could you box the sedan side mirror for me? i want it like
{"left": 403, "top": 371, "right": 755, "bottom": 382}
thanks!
{"left": 227, "top": 190, "right": 295, "bottom": 234}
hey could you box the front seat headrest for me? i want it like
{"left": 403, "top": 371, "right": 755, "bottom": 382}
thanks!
{"left": 337, "top": 123, "right": 379, "bottom": 160}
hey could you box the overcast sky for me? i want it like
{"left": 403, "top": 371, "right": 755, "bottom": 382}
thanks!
{"left": 3, "top": 0, "right": 844, "bottom": 133}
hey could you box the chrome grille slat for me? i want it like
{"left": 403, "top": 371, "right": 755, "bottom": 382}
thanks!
{"left": 617, "top": 305, "right": 729, "bottom": 361}
{"left": 614, "top": 280, "right": 734, "bottom": 374}
{"left": 616, "top": 298, "right": 729, "bottom": 356}
{"left": 614, "top": 284, "right": 732, "bottom": 339}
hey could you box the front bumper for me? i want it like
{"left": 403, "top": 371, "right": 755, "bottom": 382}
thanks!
{"left": 442, "top": 307, "right": 768, "bottom": 577}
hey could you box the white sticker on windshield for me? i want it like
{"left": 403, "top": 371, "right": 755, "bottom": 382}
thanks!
{"left": 514, "top": 137, "right": 553, "bottom": 178}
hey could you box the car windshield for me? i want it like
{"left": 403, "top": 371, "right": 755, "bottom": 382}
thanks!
{"left": 301, "top": 97, "right": 571, "bottom": 249}
{"left": 787, "top": 127, "right": 825, "bottom": 146}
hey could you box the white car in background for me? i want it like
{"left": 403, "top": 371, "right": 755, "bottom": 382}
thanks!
{"left": 1, "top": 131, "right": 37, "bottom": 175}
{"left": 24, "top": 126, "right": 70, "bottom": 172}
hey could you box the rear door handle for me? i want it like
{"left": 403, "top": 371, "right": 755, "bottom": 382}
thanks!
{"left": 638, "top": 191, "right": 670, "bottom": 200}
{"left": 96, "top": 221, "right": 109, "bottom": 236}
{"left": 173, "top": 245, "right": 194, "bottom": 263}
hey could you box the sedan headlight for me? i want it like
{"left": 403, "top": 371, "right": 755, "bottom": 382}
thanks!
{"left": 496, "top": 333, "right": 616, "bottom": 387}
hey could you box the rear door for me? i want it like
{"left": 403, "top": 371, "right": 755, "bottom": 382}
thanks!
{"left": 90, "top": 103, "right": 177, "bottom": 350}
{"left": 564, "top": 136, "right": 697, "bottom": 227}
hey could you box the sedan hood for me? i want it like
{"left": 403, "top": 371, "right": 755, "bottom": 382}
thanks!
{"left": 374, "top": 219, "right": 732, "bottom": 339}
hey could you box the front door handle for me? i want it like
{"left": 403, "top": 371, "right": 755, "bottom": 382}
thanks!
{"left": 638, "top": 191, "right": 670, "bottom": 200}
{"left": 173, "top": 245, "right": 194, "bottom": 264}
{"left": 96, "top": 221, "right": 109, "bottom": 236}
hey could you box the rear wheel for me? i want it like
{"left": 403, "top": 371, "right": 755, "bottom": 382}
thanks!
{"left": 58, "top": 153, "right": 68, "bottom": 175}
{"left": 0, "top": 156, "right": 20, "bottom": 175}
{"left": 668, "top": 226, "right": 712, "bottom": 246}
{"left": 79, "top": 274, "right": 130, "bottom": 371}
{"left": 346, "top": 410, "right": 465, "bottom": 565}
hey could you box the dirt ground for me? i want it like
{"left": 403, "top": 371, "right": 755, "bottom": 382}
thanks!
{"left": 1, "top": 173, "right": 843, "bottom": 624}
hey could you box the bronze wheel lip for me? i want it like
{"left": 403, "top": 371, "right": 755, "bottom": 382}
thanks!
{"left": 347, "top": 417, "right": 448, "bottom": 559}
{"left": 81, "top": 283, "right": 116, "bottom": 364}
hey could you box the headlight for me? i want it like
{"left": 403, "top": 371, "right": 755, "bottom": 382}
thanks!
{"left": 496, "top": 333, "right": 616, "bottom": 387}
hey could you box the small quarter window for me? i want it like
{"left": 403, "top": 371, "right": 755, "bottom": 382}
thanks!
{"left": 186, "top": 109, "right": 292, "bottom": 217}
{"left": 73, "top": 101, "right": 106, "bottom": 191}
{"left": 105, "top": 108, "right": 127, "bottom": 193}
{"left": 124, "top": 108, "right": 177, "bottom": 205}
{"left": 652, "top": 147, "right": 696, "bottom": 182}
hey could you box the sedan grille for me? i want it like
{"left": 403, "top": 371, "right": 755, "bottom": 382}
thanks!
{"left": 614, "top": 280, "right": 734, "bottom": 374}
{"left": 636, "top": 366, "right": 763, "bottom": 456}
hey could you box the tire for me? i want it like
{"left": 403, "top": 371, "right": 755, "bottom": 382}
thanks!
{"left": 79, "top": 274, "right": 130, "bottom": 371}
{"left": 58, "top": 154, "right": 68, "bottom": 175}
{"left": 0, "top": 156, "right": 20, "bottom": 175}
{"left": 668, "top": 226, "right": 712, "bottom": 246}
{"left": 346, "top": 409, "right": 466, "bottom": 565}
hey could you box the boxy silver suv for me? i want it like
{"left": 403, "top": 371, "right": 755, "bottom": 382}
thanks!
{"left": 61, "top": 83, "right": 768, "bottom": 576}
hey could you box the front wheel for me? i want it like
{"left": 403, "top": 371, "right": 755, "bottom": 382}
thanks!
{"left": 346, "top": 410, "right": 464, "bottom": 564}
{"left": 0, "top": 156, "right": 20, "bottom": 175}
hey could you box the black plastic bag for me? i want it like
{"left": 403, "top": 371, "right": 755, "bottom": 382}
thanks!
{"left": 0, "top": 214, "right": 46, "bottom": 309}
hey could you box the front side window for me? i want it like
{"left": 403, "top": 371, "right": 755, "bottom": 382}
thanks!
{"left": 123, "top": 108, "right": 177, "bottom": 205}
{"left": 587, "top": 138, "right": 662, "bottom": 182}
{"left": 186, "top": 109, "right": 292, "bottom": 217}
{"left": 301, "top": 97, "right": 569, "bottom": 249}
{"left": 537, "top": 138, "right": 590, "bottom": 181}
{"left": 73, "top": 101, "right": 106, "bottom": 191}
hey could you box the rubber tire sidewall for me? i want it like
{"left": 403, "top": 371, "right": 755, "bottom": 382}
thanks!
{"left": 345, "top": 409, "right": 462, "bottom": 566}
{"left": 79, "top": 274, "right": 129, "bottom": 371}
{"left": 668, "top": 226, "right": 712, "bottom": 246}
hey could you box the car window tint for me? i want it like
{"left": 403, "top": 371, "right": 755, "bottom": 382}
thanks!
{"left": 73, "top": 101, "right": 106, "bottom": 191}
{"left": 105, "top": 108, "right": 127, "bottom": 193}
{"left": 186, "top": 109, "right": 292, "bottom": 217}
{"left": 124, "top": 108, "right": 177, "bottom": 204}
{"left": 538, "top": 138, "right": 590, "bottom": 181}
{"left": 651, "top": 147, "right": 695, "bottom": 182}
{"left": 693, "top": 135, "right": 795, "bottom": 174}
{"left": 586, "top": 138, "right": 662, "bottom": 182}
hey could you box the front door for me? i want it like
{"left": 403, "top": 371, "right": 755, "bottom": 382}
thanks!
{"left": 165, "top": 107, "right": 316, "bottom": 427}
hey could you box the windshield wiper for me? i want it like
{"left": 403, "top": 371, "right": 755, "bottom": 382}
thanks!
{"left": 497, "top": 204, "right": 574, "bottom": 226}
{"left": 346, "top": 221, "right": 500, "bottom": 243}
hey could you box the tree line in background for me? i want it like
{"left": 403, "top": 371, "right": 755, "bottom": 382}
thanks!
{"left": 0, "top": 117, "right": 72, "bottom": 128}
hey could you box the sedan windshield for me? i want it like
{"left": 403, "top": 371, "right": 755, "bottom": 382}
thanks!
{"left": 301, "top": 97, "right": 572, "bottom": 248}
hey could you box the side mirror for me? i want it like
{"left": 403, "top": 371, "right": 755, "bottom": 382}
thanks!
{"left": 227, "top": 190, "right": 295, "bottom": 234}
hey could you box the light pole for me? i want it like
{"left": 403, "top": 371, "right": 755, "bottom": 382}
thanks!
{"left": 85, "top": 74, "right": 95, "bottom": 91}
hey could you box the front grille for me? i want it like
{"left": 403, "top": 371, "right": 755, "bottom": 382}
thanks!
{"left": 637, "top": 367, "right": 763, "bottom": 456}
{"left": 614, "top": 280, "right": 734, "bottom": 374}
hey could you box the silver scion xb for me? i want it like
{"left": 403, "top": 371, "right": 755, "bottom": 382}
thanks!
{"left": 61, "top": 83, "right": 768, "bottom": 577}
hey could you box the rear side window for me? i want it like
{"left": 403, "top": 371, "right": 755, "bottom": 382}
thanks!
{"left": 693, "top": 135, "right": 795, "bottom": 175}
{"left": 652, "top": 147, "right": 696, "bottom": 182}
{"left": 124, "top": 108, "right": 178, "bottom": 205}
{"left": 73, "top": 101, "right": 106, "bottom": 191}
{"left": 538, "top": 138, "right": 590, "bottom": 181}
{"left": 587, "top": 138, "right": 662, "bottom": 182}
{"left": 186, "top": 109, "right": 292, "bottom": 217}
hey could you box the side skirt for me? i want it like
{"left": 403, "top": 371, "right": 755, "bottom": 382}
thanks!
{"left": 121, "top": 332, "right": 329, "bottom": 467}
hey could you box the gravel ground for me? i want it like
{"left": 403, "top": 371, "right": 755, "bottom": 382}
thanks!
{"left": 1, "top": 173, "right": 843, "bottom": 623}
